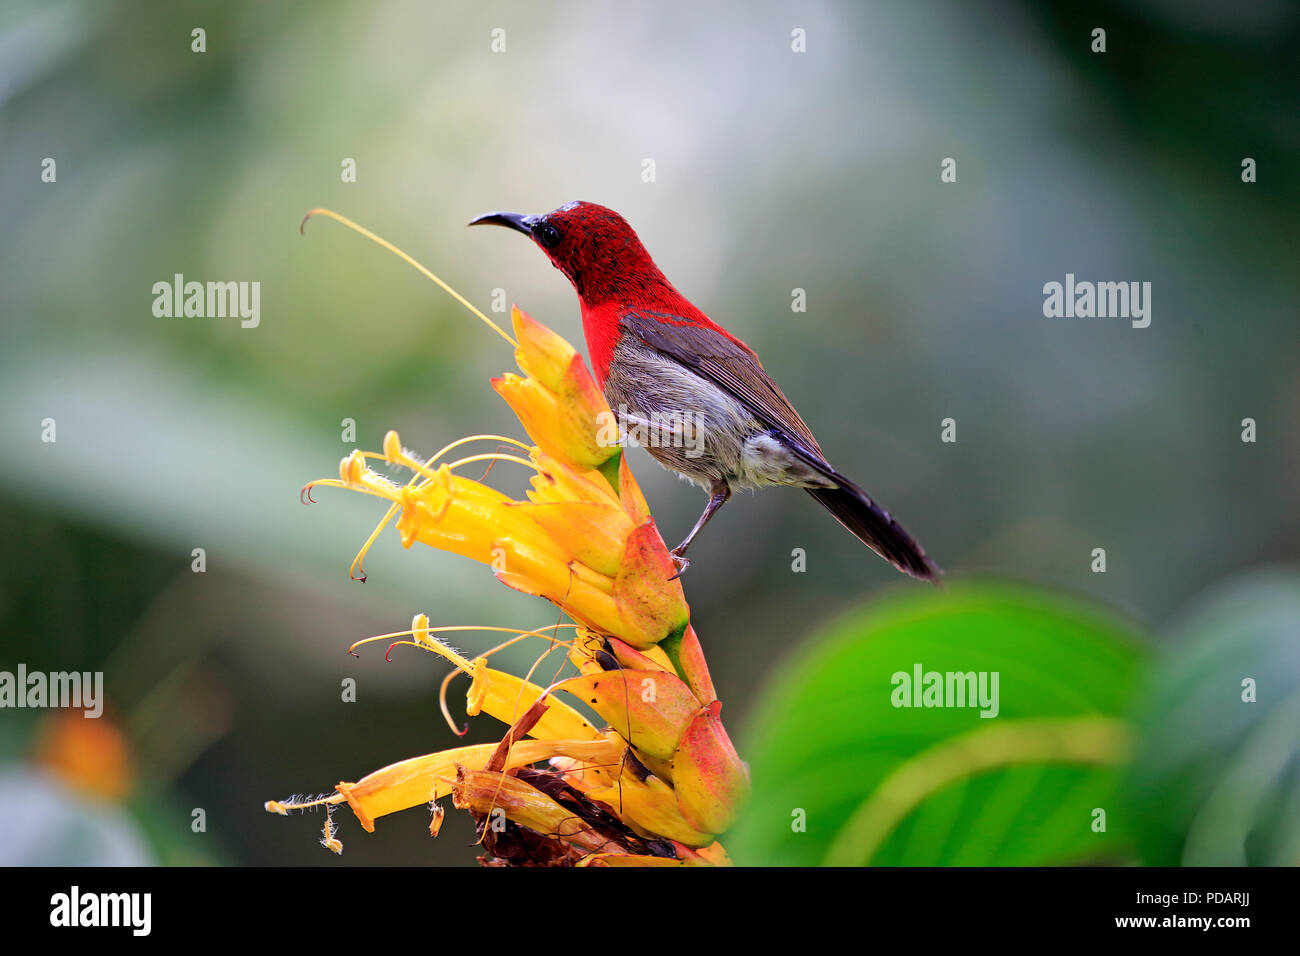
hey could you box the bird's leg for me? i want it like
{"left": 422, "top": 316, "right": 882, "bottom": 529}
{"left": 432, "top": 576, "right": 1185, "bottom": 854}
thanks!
{"left": 668, "top": 480, "right": 731, "bottom": 579}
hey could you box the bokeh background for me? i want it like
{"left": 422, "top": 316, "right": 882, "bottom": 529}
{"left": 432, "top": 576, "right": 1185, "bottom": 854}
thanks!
{"left": 1, "top": 0, "right": 1296, "bottom": 865}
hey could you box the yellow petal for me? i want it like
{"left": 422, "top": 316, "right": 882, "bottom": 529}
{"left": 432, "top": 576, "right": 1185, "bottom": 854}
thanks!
{"left": 557, "top": 668, "right": 701, "bottom": 761}
{"left": 669, "top": 701, "right": 749, "bottom": 835}
{"left": 618, "top": 451, "right": 652, "bottom": 524}
{"left": 528, "top": 452, "right": 622, "bottom": 509}
{"left": 612, "top": 521, "right": 690, "bottom": 649}
{"left": 508, "top": 500, "right": 632, "bottom": 578}
{"left": 336, "top": 735, "right": 621, "bottom": 831}
{"left": 493, "top": 374, "right": 616, "bottom": 470}
{"left": 584, "top": 773, "right": 715, "bottom": 847}
{"left": 665, "top": 624, "right": 717, "bottom": 705}
{"left": 465, "top": 664, "right": 601, "bottom": 742}
{"left": 510, "top": 305, "right": 577, "bottom": 393}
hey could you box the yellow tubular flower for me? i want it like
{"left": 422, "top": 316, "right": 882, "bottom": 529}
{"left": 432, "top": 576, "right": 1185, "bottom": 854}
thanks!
{"left": 336, "top": 734, "right": 626, "bottom": 832}
{"left": 267, "top": 241, "right": 747, "bottom": 864}
{"left": 497, "top": 306, "right": 617, "bottom": 471}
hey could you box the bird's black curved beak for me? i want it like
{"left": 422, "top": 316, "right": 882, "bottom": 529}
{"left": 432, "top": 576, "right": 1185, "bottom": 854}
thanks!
{"left": 467, "top": 211, "right": 534, "bottom": 236}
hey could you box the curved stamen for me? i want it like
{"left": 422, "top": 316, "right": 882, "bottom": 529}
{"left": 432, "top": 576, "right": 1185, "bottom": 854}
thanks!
{"left": 421, "top": 624, "right": 583, "bottom": 735}
{"left": 349, "top": 502, "right": 401, "bottom": 583}
{"left": 385, "top": 432, "right": 533, "bottom": 485}
{"left": 443, "top": 452, "right": 540, "bottom": 474}
{"left": 305, "top": 477, "right": 403, "bottom": 504}
{"left": 385, "top": 640, "right": 421, "bottom": 662}
{"left": 301, "top": 207, "right": 517, "bottom": 347}
{"left": 347, "top": 623, "right": 578, "bottom": 659}
{"left": 440, "top": 668, "right": 470, "bottom": 737}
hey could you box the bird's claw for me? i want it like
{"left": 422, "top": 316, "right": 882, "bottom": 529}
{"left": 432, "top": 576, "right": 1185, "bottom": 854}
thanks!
{"left": 667, "top": 550, "right": 690, "bottom": 581}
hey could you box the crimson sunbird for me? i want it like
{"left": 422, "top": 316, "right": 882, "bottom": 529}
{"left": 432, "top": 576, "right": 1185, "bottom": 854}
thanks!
{"left": 469, "top": 201, "right": 939, "bottom": 581}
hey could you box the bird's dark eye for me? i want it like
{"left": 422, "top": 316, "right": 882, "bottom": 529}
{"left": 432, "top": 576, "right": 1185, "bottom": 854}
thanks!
{"left": 535, "top": 222, "right": 561, "bottom": 248}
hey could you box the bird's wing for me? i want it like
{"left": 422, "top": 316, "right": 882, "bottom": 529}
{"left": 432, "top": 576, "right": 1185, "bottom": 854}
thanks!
{"left": 621, "top": 310, "right": 940, "bottom": 580}
{"left": 620, "top": 309, "right": 827, "bottom": 462}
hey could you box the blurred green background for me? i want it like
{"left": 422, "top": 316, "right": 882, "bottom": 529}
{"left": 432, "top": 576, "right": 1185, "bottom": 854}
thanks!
{"left": 0, "top": 0, "right": 1296, "bottom": 865}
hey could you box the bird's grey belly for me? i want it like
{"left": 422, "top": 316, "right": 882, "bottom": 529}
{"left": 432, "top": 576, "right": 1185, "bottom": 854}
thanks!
{"left": 602, "top": 340, "right": 833, "bottom": 490}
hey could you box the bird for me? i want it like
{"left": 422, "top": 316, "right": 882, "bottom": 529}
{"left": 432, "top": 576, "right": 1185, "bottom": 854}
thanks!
{"left": 469, "top": 201, "right": 939, "bottom": 581}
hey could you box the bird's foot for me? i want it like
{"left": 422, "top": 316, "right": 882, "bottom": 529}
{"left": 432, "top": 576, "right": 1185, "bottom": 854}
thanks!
{"left": 667, "top": 549, "right": 690, "bottom": 581}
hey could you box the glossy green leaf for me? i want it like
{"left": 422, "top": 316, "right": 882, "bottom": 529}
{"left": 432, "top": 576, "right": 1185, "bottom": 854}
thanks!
{"left": 728, "top": 582, "right": 1147, "bottom": 866}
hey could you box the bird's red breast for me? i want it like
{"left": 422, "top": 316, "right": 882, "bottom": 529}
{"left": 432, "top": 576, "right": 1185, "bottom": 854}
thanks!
{"left": 581, "top": 294, "right": 747, "bottom": 388}
{"left": 577, "top": 300, "right": 627, "bottom": 386}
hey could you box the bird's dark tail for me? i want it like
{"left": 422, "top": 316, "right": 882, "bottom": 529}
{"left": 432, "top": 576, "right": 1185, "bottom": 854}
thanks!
{"left": 805, "top": 477, "right": 941, "bottom": 581}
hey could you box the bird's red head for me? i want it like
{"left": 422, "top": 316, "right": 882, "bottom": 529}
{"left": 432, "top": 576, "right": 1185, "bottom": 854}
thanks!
{"left": 469, "top": 201, "right": 678, "bottom": 307}
{"left": 470, "top": 201, "right": 729, "bottom": 384}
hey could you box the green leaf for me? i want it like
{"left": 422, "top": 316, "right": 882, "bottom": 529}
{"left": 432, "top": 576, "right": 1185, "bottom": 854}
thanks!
{"left": 1129, "top": 569, "right": 1300, "bottom": 866}
{"left": 597, "top": 447, "right": 623, "bottom": 495}
{"left": 727, "top": 582, "right": 1147, "bottom": 866}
